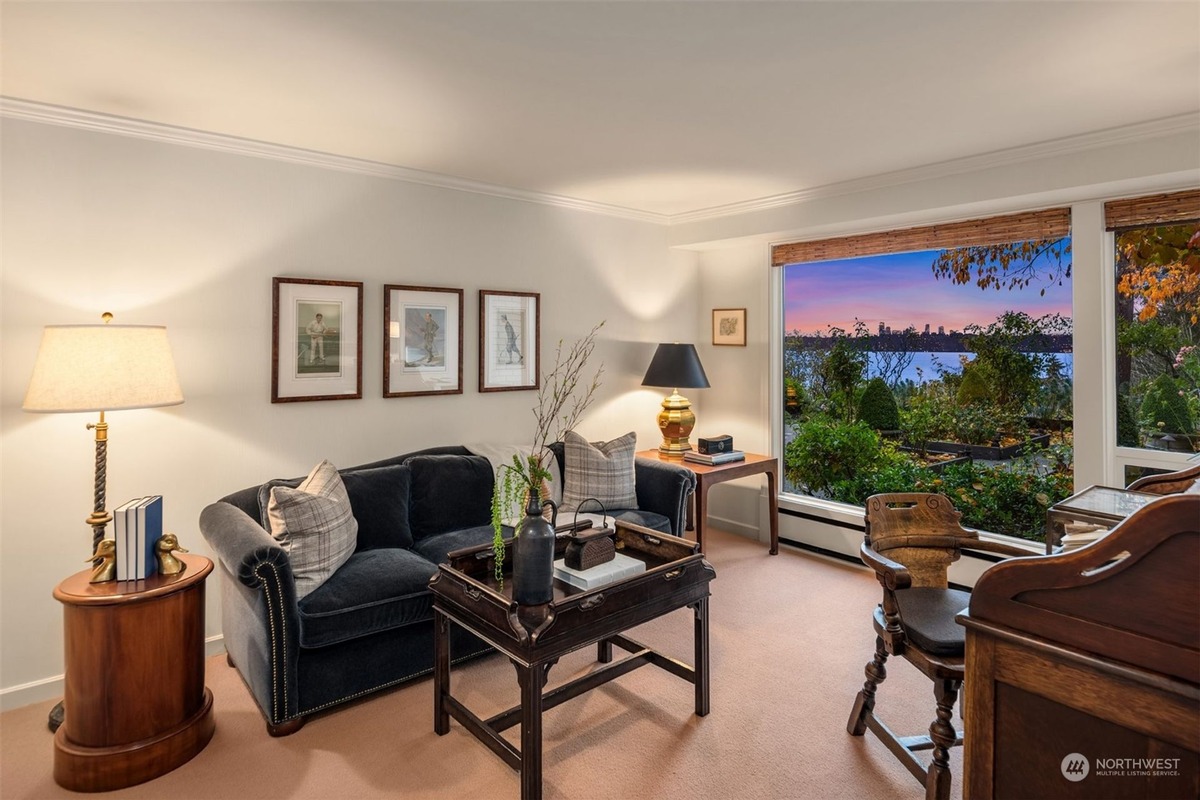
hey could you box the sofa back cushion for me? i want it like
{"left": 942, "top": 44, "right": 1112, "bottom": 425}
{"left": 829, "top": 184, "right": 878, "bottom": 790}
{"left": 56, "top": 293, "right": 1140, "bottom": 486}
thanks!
{"left": 339, "top": 465, "right": 414, "bottom": 550}
{"left": 257, "top": 463, "right": 414, "bottom": 551}
{"left": 406, "top": 454, "right": 493, "bottom": 539}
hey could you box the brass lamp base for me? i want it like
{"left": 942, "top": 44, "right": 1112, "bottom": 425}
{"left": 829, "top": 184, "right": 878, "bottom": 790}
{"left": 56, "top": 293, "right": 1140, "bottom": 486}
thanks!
{"left": 657, "top": 389, "right": 696, "bottom": 454}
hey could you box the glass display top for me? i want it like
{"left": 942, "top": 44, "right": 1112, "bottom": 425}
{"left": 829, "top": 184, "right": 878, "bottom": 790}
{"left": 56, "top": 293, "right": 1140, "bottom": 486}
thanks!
{"left": 1053, "top": 485, "right": 1158, "bottom": 519}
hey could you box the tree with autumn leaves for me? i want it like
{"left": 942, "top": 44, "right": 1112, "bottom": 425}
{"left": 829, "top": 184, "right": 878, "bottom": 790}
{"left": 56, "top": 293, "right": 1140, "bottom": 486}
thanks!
{"left": 930, "top": 220, "right": 1200, "bottom": 444}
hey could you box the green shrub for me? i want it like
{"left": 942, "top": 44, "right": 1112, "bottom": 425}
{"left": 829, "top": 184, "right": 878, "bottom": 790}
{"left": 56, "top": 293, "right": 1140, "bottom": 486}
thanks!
{"left": 951, "top": 404, "right": 1002, "bottom": 446}
{"left": 858, "top": 378, "right": 901, "bottom": 431}
{"left": 784, "top": 416, "right": 881, "bottom": 497}
{"left": 1140, "top": 373, "right": 1194, "bottom": 434}
{"left": 956, "top": 367, "right": 991, "bottom": 405}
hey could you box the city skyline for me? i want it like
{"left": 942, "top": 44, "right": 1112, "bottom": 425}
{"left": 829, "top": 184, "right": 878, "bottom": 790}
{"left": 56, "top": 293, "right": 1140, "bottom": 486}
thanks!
{"left": 783, "top": 247, "right": 1072, "bottom": 334}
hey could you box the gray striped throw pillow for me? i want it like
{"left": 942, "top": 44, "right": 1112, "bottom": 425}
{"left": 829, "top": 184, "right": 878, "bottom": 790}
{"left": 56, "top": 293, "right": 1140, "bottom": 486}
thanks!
{"left": 267, "top": 460, "right": 358, "bottom": 598}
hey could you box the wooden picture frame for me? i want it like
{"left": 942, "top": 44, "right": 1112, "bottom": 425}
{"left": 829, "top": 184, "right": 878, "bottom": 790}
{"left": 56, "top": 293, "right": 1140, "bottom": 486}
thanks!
{"left": 383, "top": 284, "right": 463, "bottom": 397}
{"left": 272, "top": 277, "right": 363, "bottom": 402}
{"left": 479, "top": 290, "right": 539, "bottom": 392}
{"left": 712, "top": 307, "right": 747, "bottom": 347}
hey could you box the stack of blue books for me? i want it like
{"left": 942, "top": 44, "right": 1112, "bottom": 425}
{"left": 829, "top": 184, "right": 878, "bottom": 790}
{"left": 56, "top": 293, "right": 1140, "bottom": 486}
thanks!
{"left": 113, "top": 495, "right": 164, "bottom": 581}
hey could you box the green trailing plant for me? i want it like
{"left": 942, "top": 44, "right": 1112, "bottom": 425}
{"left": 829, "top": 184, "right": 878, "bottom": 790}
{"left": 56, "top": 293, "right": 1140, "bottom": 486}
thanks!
{"left": 490, "top": 321, "right": 605, "bottom": 583}
{"left": 858, "top": 377, "right": 900, "bottom": 431}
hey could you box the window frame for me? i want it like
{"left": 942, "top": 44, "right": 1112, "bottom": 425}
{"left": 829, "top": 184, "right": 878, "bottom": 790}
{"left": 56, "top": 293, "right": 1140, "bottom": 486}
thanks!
{"left": 769, "top": 194, "right": 1198, "bottom": 551}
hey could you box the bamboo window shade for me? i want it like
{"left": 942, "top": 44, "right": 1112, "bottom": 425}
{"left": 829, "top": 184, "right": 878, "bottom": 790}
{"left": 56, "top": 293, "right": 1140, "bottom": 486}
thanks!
{"left": 771, "top": 208, "right": 1071, "bottom": 267}
{"left": 1104, "top": 189, "right": 1200, "bottom": 230}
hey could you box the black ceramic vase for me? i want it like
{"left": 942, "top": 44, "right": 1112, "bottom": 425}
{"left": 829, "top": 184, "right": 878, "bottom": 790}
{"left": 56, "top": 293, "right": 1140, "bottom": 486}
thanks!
{"left": 513, "top": 495, "right": 558, "bottom": 605}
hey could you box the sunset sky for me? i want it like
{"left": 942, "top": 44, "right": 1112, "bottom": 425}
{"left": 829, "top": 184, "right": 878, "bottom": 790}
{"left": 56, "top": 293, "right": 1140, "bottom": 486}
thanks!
{"left": 783, "top": 246, "right": 1073, "bottom": 334}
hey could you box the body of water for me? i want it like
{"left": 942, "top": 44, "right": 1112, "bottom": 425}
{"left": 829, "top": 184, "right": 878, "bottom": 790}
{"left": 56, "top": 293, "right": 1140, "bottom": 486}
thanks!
{"left": 866, "top": 351, "right": 1074, "bottom": 384}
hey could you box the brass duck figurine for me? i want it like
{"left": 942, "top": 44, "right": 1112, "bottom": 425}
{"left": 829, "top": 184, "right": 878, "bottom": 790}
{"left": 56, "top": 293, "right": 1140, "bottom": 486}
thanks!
{"left": 155, "top": 533, "right": 189, "bottom": 576}
{"left": 88, "top": 539, "right": 117, "bottom": 583}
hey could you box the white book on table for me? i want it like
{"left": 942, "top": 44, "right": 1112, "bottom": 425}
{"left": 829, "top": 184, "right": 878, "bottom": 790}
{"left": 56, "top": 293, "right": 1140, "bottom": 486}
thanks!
{"left": 112, "top": 498, "right": 141, "bottom": 581}
{"left": 553, "top": 551, "right": 646, "bottom": 590}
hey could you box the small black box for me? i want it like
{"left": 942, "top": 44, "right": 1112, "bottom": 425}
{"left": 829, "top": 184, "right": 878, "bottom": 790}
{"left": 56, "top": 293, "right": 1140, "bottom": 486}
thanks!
{"left": 698, "top": 435, "right": 733, "bottom": 454}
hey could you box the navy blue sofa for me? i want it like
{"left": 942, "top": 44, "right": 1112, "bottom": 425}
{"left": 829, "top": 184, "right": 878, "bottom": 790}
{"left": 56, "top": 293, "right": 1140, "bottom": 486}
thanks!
{"left": 199, "top": 445, "right": 694, "bottom": 735}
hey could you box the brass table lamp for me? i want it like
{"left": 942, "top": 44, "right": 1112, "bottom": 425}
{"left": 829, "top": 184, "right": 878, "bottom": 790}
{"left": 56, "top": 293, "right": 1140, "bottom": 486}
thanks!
{"left": 641, "top": 343, "right": 710, "bottom": 454}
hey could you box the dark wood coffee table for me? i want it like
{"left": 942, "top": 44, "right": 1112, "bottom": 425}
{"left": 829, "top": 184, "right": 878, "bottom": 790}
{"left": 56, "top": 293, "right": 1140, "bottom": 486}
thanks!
{"left": 430, "top": 520, "right": 715, "bottom": 800}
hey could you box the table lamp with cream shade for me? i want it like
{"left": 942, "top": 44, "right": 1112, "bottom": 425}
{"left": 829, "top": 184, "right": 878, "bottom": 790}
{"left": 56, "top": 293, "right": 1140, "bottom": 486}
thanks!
{"left": 641, "top": 342, "right": 710, "bottom": 454}
{"left": 23, "top": 312, "right": 184, "bottom": 568}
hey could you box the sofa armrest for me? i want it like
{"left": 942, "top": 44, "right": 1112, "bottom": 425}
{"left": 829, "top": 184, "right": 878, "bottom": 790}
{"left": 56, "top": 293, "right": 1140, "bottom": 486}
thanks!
{"left": 634, "top": 457, "right": 696, "bottom": 536}
{"left": 200, "top": 501, "right": 302, "bottom": 725}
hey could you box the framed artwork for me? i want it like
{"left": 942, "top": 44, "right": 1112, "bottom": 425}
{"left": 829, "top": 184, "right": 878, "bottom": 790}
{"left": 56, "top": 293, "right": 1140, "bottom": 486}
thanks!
{"left": 479, "top": 290, "right": 539, "bottom": 392}
{"left": 272, "top": 277, "right": 363, "bottom": 403}
{"left": 712, "top": 307, "right": 747, "bottom": 347}
{"left": 383, "top": 284, "right": 463, "bottom": 397}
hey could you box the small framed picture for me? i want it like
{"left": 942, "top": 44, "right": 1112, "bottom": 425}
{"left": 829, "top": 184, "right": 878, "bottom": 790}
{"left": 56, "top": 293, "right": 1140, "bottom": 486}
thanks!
{"left": 272, "top": 277, "right": 363, "bottom": 403}
{"left": 383, "top": 284, "right": 463, "bottom": 397}
{"left": 713, "top": 308, "right": 747, "bottom": 347}
{"left": 479, "top": 290, "right": 539, "bottom": 392}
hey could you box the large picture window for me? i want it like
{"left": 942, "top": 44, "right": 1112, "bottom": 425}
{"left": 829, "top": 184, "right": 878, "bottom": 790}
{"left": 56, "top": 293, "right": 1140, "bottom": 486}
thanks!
{"left": 1108, "top": 191, "right": 1200, "bottom": 458}
{"left": 777, "top": 211, "right": 1074, "bottom": 544}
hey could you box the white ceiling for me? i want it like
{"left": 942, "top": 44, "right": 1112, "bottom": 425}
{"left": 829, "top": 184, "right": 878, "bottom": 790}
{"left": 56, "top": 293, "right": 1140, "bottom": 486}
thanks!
{"left": 3, "top": 1, "right": 1199, "bottom": 219}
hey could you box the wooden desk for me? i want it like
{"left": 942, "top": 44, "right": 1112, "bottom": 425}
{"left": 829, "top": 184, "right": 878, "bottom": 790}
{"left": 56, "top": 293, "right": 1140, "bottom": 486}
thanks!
{"left": 637, "top": 449, "right": 780, "bottom": 555}
{"left": 53, "top": 553, "right": 215, "bottom": 792}
{"left": 960, "top": 494, "right": 1199, "bottom": 799}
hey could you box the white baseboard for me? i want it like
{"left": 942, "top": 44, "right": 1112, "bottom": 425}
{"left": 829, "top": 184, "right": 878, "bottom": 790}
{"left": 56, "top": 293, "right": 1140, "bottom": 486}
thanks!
{"left": 0, "top": 635, "right": 226, "bottom": 713}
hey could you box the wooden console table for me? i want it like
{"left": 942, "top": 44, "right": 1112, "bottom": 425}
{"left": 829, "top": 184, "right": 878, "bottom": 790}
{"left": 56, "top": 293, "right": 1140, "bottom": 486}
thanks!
{"left": 53, "top": 553, "right": 215, "bottom": 792}
{"left": 637, "top": 449, "right": 780, "bottom": 555}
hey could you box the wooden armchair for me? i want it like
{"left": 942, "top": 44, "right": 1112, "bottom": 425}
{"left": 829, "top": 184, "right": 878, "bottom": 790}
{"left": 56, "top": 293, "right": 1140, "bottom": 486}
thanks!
{"left": 846, "top": 493, "right": 1029, "bottom": 800}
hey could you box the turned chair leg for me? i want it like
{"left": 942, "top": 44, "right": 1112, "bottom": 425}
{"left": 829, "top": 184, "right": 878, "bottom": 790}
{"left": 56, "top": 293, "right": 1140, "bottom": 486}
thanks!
{"left": 267, "top": 716, "right": 306, "bottom": 737}
{"left": 925, "top": 678, "right": 961, "bottom": 800}
{"left": 847, "top": 635, "right": 889, "bottom": 736}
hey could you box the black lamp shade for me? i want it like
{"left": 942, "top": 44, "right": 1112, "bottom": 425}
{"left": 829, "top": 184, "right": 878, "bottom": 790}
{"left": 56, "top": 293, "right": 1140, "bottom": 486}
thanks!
{"left": 641, "top": 343, "right": 710, "bottom": 389}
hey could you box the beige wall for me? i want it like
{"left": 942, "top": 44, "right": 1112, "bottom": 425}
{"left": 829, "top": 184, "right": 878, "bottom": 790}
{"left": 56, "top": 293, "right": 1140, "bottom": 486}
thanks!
{"left": 0, "top": 118, "right": 696, "bottom": 708}
{"left": 3, "top": 112, "right": 1197, "bottom": 710}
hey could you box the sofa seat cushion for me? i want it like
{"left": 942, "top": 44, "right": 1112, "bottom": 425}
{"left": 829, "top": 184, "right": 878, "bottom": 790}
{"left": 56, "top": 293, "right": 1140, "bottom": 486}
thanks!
{"left": 412, "top": 525, "right": 498, "bottom": 566}
{"left": 611, "top": 509, "right": 671, "bottom": 533}
{"left": 297, "top": 548, "right": 438, "bottom": 648}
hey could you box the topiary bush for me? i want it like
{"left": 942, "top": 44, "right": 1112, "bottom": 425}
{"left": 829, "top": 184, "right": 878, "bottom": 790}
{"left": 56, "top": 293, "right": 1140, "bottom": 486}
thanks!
{"left": 1141, "top": 373, "right": 1194, "bottom": 434}
{"left": 1117, "top": 392, "right": 1139, "bottom": 446}
{"left": 956, "top": 366, "right": 991, "bottom": 406}
{"left": 858, "top": 377, "right": 900, "bottom": 431}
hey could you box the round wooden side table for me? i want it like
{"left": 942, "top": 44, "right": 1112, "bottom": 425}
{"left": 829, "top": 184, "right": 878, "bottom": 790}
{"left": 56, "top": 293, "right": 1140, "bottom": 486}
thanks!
{"left": 52, "top": 552, "right": 215, "bottom": 792}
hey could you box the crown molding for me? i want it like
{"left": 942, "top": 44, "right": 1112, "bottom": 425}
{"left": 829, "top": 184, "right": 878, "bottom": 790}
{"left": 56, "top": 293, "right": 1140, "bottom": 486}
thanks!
{"left": 4, "top": 97, "right": 1195, "bottom": 228}
{"left": 668, "top": 113, "right": 1200, "bottom": 225}
{"left": 0, "top": 97, "right": 670, "bottom": 225}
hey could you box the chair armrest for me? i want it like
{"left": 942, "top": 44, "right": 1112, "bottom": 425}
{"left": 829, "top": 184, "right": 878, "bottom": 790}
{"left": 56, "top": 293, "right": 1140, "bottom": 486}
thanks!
{"left": 634, "top": 457, "right": 696, "bottom": 537}
{"left": 859, "top": 541, "right": 913, "bottom": 591}
{"left": 964, "top": 538, "right": 1036, "bottom": 559}
{"left": 200, "top": 502, "right": 295, "bottom": 588}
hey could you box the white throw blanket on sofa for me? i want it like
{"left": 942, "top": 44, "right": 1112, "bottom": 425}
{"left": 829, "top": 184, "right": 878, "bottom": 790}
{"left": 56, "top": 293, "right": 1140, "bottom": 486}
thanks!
{"left": 464, "top": 443, "right": 563, "bottom": 523}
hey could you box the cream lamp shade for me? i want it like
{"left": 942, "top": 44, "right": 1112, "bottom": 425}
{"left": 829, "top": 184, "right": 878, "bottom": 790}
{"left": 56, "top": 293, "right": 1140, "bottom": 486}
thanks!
{"left": 23, "top": 324, "right": 184, "bottom": 412}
